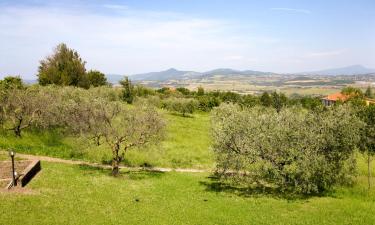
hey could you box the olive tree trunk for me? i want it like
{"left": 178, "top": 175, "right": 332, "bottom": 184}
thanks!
{"left": 111, "top": 142, "right": 121, "bottom": 176}
{"left": 14, "top": 125, "right": 22, "bottom": 138}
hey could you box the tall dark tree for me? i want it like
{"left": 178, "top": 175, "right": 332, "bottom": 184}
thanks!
{"left": 197, "top": 86, "right": 205, "bottom": 96}
{"left": 260, "top": 92, "right": 272, "bottom": 107}
{"left": 38, "top": 43, "right": 88, "bottom": 88}
{"left": 271, "top": 92, "right": 287, "bottom": 113}
{"left": 119, "top": 76, "right": 134, "bottom": 104}
{"left": 365, "top": 86, "right": 373, "bottom": 98}
{"left": 86, "top": 70, "right": 108, "bottom": 87}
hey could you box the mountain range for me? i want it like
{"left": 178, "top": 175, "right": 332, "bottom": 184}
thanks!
{"left": 299, "top": 65, "right": 375, "bottom": 76}
{"left": 106, "top": 65, "right": 375, "bottom": 83}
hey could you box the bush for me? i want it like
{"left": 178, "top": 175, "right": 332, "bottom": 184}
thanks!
{"left": 176, "top": 87, "right": 191, "bottom": 96}
{"left": 119, "top": 76, "right": 134, "bottom": 104}
{"left": 162, "top": 98, "right": 198, "bottom": 117}
{"left": 0, "top": 76, "right": 24, "bottom": 89}
{"left": 211, "top": 104, "right": 363, "bottom": 194}
{"left": 197, "top": 95, "right": 220, "bottom": 111}
{"left": 86, "top": 70, "right": 108, "bottom": 87}
{"left": 133, "top": 85, "right": 155, "bottom": 97}
{"left": 135, "top": 96, "right": 162, "bottom": 108}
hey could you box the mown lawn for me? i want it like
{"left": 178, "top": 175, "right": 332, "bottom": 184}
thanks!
{"left": 0, "top": 161, "right": 374, "bottom": 225}
{"left": 0, "top": 111, "right": 213, "bottom": 169}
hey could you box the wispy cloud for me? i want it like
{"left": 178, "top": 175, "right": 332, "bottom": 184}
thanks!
{"left": 270, "top": 7, "right": 311, "bottom": 14}
{"left": 0, "top": 4, "right": 271, "bottom": 76}
{"left": 102, "top": 4, "right": 129, "bottom": 10}
{"left": 306, "top": 49, "right": 346, "bottom": 58}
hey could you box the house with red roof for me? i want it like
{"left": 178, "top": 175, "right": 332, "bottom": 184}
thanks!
{"left": 322, "top": 92, "right": 375, "bottom": 106}
{"left": 321, "top": 93, "right": 349, "bottom": 106}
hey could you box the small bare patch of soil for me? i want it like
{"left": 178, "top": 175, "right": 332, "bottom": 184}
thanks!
{"left": 0, "top": 160, "right": 33, "bottom": 188}
{"left": 0, "top": 186, "right": 37, "bottom": 195}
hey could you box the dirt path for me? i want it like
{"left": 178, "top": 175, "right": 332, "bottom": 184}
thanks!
{"left": 0, "top": 151, "right": 208, "bottom": 173}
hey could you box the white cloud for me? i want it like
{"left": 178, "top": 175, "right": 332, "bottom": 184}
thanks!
{"left": 270, "top": 7, "right": 311, "bottom": 14}
{"left": 102, "top": 4, "right": 129, "bottom": 10}
{"left": 306, "top": 49, "right": 346, "bottom": 58}
{"left": 1, "top": 3, "right": 367, "bottom": 77}
{"left": 0, "top": 4, "right": 274, "bottom": 77}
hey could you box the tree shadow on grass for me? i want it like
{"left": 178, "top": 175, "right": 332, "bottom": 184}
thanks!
{"left": 100, "top": 159, "right": 155, "bottom": 168}
{"left": 169, "top": 112, "right": 195, "bottom": 118}
{"left": 123, "top": 170, "right": 165, "bottom": 180}
{"left": 200, "top": 176, "right": 334, "bottom": 201}
{"left": 77, "top": 164, "right": 165, "bottom": 180}
{"left": 28, "top": 128, "right": 67, "bottom": 147}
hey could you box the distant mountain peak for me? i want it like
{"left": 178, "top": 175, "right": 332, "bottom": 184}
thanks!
{"left": 127, "top": 67, "right": 275, "bottom": 81}
{"left": 346, "top": 64, "right": 366, "bottom": 68}
{"left": 301, "top": 65, "right": 375, "bottom": 76}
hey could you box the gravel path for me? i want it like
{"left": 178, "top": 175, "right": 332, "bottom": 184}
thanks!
{"left": 0, "top": 151, "right": 208, "bottom": 173}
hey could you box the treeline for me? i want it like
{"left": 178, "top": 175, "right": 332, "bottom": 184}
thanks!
{"left": 2, "top": 43, "right": 323, "bottom": 117}
{"left": 0, "top": 80, "right": 164, "bottom": 176}
{"left": 118, "top": 82, "right": 323, "bottom": 115}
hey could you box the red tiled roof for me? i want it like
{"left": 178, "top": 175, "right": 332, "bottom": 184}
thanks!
{"left": 322, "top": 93, "right": 349, "bottom": 101}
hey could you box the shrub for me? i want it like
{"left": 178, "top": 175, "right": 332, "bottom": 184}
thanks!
{"left": 176, "top": 87, "right": 191, "bottom": 96}
{"left": 119, "top": 76, "right": 134, "bottom": 104}
{"left": 86, "top": 70, "right": 108, "bottom": 87}
{"left": 197, "top": 95, "right": 220, "bottom": 111}
{"left": 133, "top": 85, "right": 155, "bottom": 97}
{"left": 0, "top": 76, "right": 24, "bottom": 89}
{"left": 162, "top": 98, "right": 198, "bottom": 116}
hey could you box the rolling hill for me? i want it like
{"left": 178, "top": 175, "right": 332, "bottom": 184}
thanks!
{"left": 300, "top": 65, "right": 375, "bottom": 76}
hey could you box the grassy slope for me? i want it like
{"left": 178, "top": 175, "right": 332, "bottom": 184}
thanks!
{"left": 0, "top": 112, "right": 213, "bottom": 169}
{"left": 0, "top": 162, "right": 374, "bottom": 225}
{"left": 1, "top": 111, "right": 375, "bottom": 224}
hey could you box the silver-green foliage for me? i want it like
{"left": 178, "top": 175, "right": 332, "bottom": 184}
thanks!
{"left": 211, "top": 104, "right": 363, "bottom": 194}
{"left": 162, "top": 97, "right": 198, "bottom": 117}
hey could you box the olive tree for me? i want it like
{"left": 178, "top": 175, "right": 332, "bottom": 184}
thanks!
{"left": 106, "top": 104, "right": 164, "bottom": 175}
{"left": 162, "top": 97, "right": 198, "bottom": 117}
{"left": 358, "top": 104, "right": 375, "bottom": 190}
{"left": 63, "top": 94, "right": 165, "bottom": 176}
{"left": 0, "top": 87, "right": 55, "bottom": 137}
{"left": 211, "top": 104, "right": 363, "bottom": 194}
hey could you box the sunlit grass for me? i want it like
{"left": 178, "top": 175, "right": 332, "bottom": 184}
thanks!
{"left": 0, "top": 162, "right": 374, "bottom": 225}
{"left": 0, "top": 111, "right": 213, "bottom": 169}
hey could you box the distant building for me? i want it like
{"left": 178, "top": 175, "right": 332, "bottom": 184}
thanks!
{"left": 321, "top": 93, "right": 349, "bottom": 106}
{"left": 321, "top": 92, "right": 375, "bottom": 106}
{"left": 161, "top": 86, "right": 176, "bottom": 92}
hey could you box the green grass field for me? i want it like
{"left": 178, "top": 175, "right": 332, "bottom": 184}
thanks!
{"left": 0, "top": 162, "right": 374, "bottom": 225}
{"left": 0, "top": 111, "right": 213, "bottom": 169}
{"left": 1, "top": 111, "right": 375, "bottom": 224}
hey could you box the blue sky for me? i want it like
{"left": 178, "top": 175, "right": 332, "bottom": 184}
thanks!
{"left": 0, "top": 0, "right": 374, "bottom": 79}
